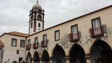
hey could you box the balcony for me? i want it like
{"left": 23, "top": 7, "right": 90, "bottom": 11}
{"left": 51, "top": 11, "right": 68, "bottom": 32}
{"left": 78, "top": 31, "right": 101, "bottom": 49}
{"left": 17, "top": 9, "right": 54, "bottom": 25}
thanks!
{"left": 33, "top": 42, "right": 38, "bottom": 49}
{"left": 89, "top": 26, "right": 104, "bottom": 38}
{"left": 41, "top": 40, "right": 48, "bottom": 48}
{"left": 69, "top": 33, "right": 79, "bottom": 42}
{"left": 26, "top": 44, "right": 31, "bottom": 50}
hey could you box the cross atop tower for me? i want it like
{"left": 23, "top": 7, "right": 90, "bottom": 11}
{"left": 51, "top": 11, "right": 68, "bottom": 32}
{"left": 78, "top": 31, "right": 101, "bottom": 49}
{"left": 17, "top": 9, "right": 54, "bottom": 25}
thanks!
{"left": 37, "top": 0, "right": 39, "bottom": 4}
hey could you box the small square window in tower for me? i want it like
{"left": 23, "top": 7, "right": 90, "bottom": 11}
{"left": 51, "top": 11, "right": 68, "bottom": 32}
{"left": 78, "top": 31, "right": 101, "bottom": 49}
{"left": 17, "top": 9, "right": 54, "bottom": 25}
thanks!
{"left": 38, "top": 15, "right": 42, "bottom": 21}
{"left": 38, "top": 23, "right": 41, "bottom": 27}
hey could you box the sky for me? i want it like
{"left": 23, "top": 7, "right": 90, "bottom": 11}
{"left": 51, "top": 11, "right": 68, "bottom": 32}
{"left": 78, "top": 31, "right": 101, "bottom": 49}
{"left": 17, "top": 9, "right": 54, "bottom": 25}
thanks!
{"left": 0, "top": 0, "right": 112, "bottom": 35}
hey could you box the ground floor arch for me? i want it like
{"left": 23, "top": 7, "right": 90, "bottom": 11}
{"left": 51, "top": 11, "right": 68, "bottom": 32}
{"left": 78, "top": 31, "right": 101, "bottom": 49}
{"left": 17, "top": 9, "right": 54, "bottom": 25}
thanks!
{"left": 33, "top": 51, "right": 40, "bottom": 63}
{"left": 41, "top": 50, "right": 50, "bottom": 63}
{"left": 90, "top": 39, "right": 112, "bottom": 63}
{"left": 69, "top": 44, "right": 86, "bottom": 63}
{"left": 52, "top": 44, "right": 66, "bottom": 63}
{"left": 27, "top": 52, "right": 32, "bottom": 63}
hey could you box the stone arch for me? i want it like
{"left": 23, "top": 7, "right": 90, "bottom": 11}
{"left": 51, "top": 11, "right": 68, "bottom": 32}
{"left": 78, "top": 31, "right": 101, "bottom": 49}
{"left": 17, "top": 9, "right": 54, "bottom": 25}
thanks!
{"left": 27, "top": 52, "right": 32, "bottom": 63}
{"left": 38, "top": 14, "right": 42, "bottom": 21}
{"left": 52, "top": 44, "right": 66, "bottom": 63}
{"left": 90, "top": 39, "right": 112, "bottom": 63}
{"left": 41, "top": 50, "right": 50, "bottom": 63}
{"left": 69, "top": 44, "right": 86, "bottom": 63}
{"left": 33, "top": 51, "right": 40, "bottom": 63}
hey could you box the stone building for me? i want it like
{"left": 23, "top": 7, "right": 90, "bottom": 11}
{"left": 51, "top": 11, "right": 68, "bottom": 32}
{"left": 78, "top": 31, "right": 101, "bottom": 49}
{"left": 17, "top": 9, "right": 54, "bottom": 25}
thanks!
{"left": 0, "top": 1, "right": 112, "bottom": 63}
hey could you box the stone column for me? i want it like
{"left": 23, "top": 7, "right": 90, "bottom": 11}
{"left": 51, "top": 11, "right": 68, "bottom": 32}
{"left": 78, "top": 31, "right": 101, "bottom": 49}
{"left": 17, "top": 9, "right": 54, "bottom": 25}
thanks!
{"left": 66, "top": 56, "right": 69, "bottom": 63}
{"left": 86, "top": 53, "right": 91, "bottom": 63}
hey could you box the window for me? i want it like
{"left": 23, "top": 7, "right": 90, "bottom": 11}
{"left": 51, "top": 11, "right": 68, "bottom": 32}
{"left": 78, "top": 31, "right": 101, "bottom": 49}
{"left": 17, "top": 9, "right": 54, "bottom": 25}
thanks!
{"left": 41, "top": 34, "right": 48, "bottom": 47}
{"left": 91, "top": 17, "right": 102, "bottom": 36}
{"left": 71, "top": 24, "right": 78, "bottom": 34}
{"left": 69, "top": 24, "right": 79, "bottom": 42}
{"left": 38, "top": 23, "right": 41, "bottom": 27}
{"left": 20, "top": 40, "right": 25, "bottom": 48}
{"left": 55, "top": 30, "right": 60, "bottom": 41}
{"left": 11, "top": 38, "right": 17, "bottom": 47}
{"left": 38, "top": 15, "right": 42, "bottom": 21}
{"left": 17, "top": 50, "right": 19, "bottom": 54}
{"left": 28, "top": 39, "right": 31, "bottom": 45}
{"left": 31, "top": 15, "right": 33, "bottom": 20}
{"left": 31, "top": 22, "right": 33, "bottom": 28}
{"left": 34, "top": 37, "right": 38, "bottom": 43}
{"left": 43, "top": 34, "right": 47, "bottom": 41}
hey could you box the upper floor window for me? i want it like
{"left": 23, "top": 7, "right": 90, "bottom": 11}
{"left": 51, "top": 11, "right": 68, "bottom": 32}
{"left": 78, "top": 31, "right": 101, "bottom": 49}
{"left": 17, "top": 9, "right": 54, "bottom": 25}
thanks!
{"left": 11, "top": 38, "right": 17, "bottom": 47}
{"left": 20, "top": 40, "right": 25, "bottom": 48}
{"left": 38, "top": 15, "right": 42, "bottom": 21}
{"left": 43, "top": 34, "right": 47, "bottom": 41}
{"left": 34, "top": 37, "right": 38, "bottom": 43}
{"left": 55, "top": 30, "right": 60, "bottom": 41}
{"left": 69, "top": 24, "right": 80, "bottom": 42}
{"left": 71, "top": 24, "right": 78, "bottom": 34}
{"left": 91, "top": 17, "right": 102, "bottom": 36}
{"left": 31, "top": 22, "right": 33, "bottom": 28}
{"left": 28, "top": 39, "right": 31, "bottom": 45}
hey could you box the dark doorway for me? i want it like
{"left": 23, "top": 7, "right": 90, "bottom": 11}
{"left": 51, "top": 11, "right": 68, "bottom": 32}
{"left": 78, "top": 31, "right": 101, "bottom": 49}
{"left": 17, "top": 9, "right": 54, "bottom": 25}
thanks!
{"left": 41, "top": 50, "right": 50, "bottom": 63}
{"left": 33, "top": 51, "right": 40, "bottom": 63}
{"left": 52, "top": 45, "right": 66, "bottom": 63}
{"left": 70, "top": 44, "right": 86, "bottom": 63}
{"left": 27, "top": 52, "right": 32, "bottom": 63}
{"left": 90, "top": 39, "right": 112, "bottom": 63}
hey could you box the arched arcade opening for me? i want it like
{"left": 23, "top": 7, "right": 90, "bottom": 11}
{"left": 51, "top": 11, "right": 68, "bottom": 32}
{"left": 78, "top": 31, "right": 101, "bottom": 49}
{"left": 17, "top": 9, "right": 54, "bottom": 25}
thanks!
{"left": 41, "top": 50, "right": 50, "bottom": 63}
{"left": 27, "top": 52, "right": 32, "bottom": 63}
{"left": 90, "top": 39, "right": 112, "bottom": 63}
{"left": 33, "top": 51, "right": 40, "bottom": 63}
{"left": 69, "top": 44, "right": 86, "bottom": 63}
{"left": 52, "top": 45, "right": 66, "bottom": 63}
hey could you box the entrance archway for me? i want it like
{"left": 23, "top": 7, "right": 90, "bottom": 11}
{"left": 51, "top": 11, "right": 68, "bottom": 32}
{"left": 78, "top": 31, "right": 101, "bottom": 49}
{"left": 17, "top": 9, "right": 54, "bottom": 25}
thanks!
{"left": 52, "top": 45, "right": 66, "bottom": 63}
{"left": 33, "top": 51, "right": 40, "bottom": 63}
{"left": 90, "top": 39, "right": 112, "bottom": 63}
{"left": 27, "top": 52, "right": 32, "bottom": 63}
{"left": 69, "top": 44, "right": 86, "bottom": 63}
{"left": 41, "top": 50, "right": 50, "bottom": 63}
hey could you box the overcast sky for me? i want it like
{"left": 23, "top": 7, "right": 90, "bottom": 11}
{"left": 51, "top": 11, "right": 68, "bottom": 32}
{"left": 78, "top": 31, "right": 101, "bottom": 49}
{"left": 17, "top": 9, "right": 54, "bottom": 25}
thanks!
{"left": 0, "top": 0, "right": 112, "bottom": 35}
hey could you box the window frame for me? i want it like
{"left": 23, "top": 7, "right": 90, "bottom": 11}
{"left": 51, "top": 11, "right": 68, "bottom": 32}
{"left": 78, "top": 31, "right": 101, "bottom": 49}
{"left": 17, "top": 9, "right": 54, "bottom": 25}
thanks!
{"left": 16, "top": 50, "right": 19, "bottom": 54}
{"left": 28, "top": 39, "right": 31, "bottom": 45}
{"left": 43, "top": 34, "right": 47, "bottom": 41}
{"left": 20, "top": 40, "right": 25, "bottom": 48}
{"left": 71, "top": 24, "right": 78, "bottom": 34}
{"left": 91, "top": 17, "right": 103, "bottom": 36}
{"left": 70, "top": 24, "right": 79, "bottom": 42}
{"left": 38, "top": 23, "right": 41, "bottom": 27}
{"left": 38, "top": 15, "right": 42, "bottom": 21}
{"left": 54, "top": 30, "right": 60, "bottom": 41}
{"left": 34, "top": 37, "right": 38, "bottom": 43}
{"left": 11, "top": 38, "right": 17, "bottom": 47}
{"left": 30, "top": 22, "right": 33, "bottom": 28}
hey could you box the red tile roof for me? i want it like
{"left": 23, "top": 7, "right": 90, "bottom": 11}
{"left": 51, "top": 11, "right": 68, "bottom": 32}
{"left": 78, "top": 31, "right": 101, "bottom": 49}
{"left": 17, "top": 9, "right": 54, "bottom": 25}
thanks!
{"left": 0, "top": 31, "right": 29, "bottom": 37}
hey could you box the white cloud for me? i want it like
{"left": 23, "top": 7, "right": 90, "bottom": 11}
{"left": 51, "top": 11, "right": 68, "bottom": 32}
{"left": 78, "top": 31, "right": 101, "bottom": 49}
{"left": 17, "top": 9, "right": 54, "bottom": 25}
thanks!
{"left": 0, "top": 0, "right": 112, "bottom": 35}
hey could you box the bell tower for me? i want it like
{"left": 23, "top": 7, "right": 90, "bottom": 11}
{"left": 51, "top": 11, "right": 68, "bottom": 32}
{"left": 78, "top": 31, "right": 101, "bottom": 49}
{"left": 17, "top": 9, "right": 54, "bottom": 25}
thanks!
{"left": 29, "top": 0, "right": 44, "bottom": 34}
